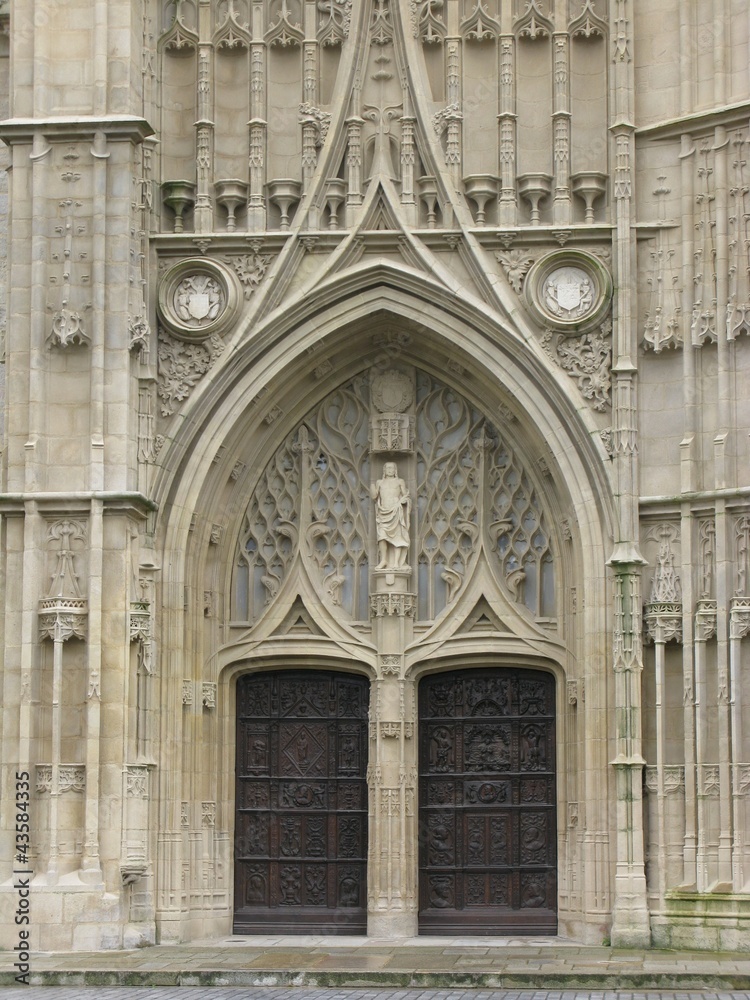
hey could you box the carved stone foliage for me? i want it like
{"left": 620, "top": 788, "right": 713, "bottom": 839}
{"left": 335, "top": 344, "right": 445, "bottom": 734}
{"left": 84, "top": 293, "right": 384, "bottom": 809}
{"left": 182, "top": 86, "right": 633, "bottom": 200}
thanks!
{"left": 202, "top": 682, "right": 217, "bottom": 709}
{"left": 694, "top": 598, "right": 717, "bottom": 641}
{"left": 36, "top": 764, "right": 86, "bottom": 794}
{"left": 224, "top": 251, "right": 272, "bottom": 298}
{"left": 157, "top": 328, "right": 225, "bottom": 417}
{"left": 542, "top": 320, "right": 612, "bottom": 411}
{"left": 496, "top": 249, "right": 535, "bottom": 294}
{"left": 126, "top": 765, "right": 150, "bottom": 798}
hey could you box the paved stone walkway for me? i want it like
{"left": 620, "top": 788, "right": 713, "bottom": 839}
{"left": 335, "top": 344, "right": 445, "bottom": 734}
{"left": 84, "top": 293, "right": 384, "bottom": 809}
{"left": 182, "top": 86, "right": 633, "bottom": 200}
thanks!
{"left": 1, "top": 992, "right": 750, "bottom": 1000}
{"left": 2, "top": 938, "right": 750, "bottom": 990}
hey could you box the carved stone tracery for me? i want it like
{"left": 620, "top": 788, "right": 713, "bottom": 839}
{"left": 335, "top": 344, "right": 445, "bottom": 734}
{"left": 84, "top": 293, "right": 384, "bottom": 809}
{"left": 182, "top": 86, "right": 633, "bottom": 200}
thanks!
{"left": 233, "top": 368, "right": 557, "bottom": 625}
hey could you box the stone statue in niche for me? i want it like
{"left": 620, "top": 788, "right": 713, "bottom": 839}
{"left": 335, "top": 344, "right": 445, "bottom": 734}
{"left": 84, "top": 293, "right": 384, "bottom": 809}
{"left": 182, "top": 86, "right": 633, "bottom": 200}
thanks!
{"left": 371, "top": 461, "right": 411, "bottom": 569}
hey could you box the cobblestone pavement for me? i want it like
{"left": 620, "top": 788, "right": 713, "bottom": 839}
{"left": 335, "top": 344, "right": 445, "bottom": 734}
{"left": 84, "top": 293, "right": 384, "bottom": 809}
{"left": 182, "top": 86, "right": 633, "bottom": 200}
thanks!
{"left": 1, "top": 992, "right": 750, "bottom": 1000}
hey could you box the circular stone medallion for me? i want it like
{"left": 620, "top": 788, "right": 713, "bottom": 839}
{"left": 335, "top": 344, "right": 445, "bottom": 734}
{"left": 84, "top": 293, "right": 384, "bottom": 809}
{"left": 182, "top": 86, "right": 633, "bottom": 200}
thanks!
{"left": 158, "top": 257, "right": 242, "bottom": 342}
{"left": 524, "top": 250, "right": 612, "bottom": 334}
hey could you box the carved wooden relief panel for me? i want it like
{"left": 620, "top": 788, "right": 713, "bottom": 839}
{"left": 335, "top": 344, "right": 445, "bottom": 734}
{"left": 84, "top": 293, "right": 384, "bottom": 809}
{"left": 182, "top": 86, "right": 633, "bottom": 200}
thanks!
{"left": 234, "top": 670, "right": 369, "bottom": 934}
{"left": 418, "top": 668, "right": 557, "bottom": 934}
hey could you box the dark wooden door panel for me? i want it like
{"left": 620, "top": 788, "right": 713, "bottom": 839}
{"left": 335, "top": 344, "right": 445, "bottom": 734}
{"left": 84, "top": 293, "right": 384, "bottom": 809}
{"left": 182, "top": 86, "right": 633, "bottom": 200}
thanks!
{"left": 234, "top": 670, "right": 369, "bottom": 935}
{"left": 419, "top": 668, "right": 557, "bottom": 935}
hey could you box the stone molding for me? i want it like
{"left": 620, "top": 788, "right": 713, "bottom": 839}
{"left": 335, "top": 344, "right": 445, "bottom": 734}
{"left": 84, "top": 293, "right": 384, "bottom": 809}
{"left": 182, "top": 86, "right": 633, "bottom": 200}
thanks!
{"left": 38, "top": 598, "right": 88, "bottom": 642}
{"left": 370, "top": 593, "right": 417, "bottom": 618}
{"left": 694, "top": 598, "right": 717, "bottom": 641}
{"left": 730, "top": 597, "right": 750, "bottom": 640}
{"left": 36, "top": 764, "right": 86, "bottom": 794}
{"left": 125, "top": 764, "right": 151, "bottom": 798}
{"left": 645, "top": 764, "right": 685, "bottom": 795}
{"left": 644, "top": 602, "right": 683, "bottom": 644}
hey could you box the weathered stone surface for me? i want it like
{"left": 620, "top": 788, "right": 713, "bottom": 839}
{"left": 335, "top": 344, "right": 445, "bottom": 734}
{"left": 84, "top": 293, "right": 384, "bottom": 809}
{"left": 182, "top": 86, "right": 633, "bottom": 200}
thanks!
{"left": 0, "top": 0, "right": 748, "bottom": 956}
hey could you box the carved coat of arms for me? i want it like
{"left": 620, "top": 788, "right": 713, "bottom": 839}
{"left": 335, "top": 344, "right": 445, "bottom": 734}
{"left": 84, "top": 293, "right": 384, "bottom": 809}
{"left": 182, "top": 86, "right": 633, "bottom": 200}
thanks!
{"left": 174, "top": 274, "right": 223, "bottom": 326}
{"left": 543, "top": 266, "right": 593, "bottom": 320}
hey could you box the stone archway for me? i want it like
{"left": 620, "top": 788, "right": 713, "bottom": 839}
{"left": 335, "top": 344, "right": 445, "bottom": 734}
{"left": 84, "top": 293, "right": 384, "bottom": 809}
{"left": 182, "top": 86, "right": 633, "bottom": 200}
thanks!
{"left": 156, "top": 296, "right": 616, "bottom": 943}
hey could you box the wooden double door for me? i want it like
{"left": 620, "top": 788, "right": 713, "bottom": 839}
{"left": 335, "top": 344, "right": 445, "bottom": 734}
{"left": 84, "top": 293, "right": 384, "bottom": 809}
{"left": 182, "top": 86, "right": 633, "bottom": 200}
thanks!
{"left": 418, "top": 668, "right": 557, "bottom": 935}
{"left": 234, "top": 670, "right": 369, "bottom": 934}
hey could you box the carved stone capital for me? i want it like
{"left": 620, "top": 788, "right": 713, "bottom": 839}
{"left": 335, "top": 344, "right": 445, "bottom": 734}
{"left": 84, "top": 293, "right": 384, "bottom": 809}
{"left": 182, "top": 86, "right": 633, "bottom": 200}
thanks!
{"left": 370, "top": 593, "right": 417, "bottom": 618}
{"left": 644, "top": 602, "right": 683, "bottom": 644}
{"left": 38, "top": 598, "right": 88, "bottom": 642}
{"left": 694, "top": 598, "right": 717, "bottom": 641}
{"left": 129, "top": 600, "right": 151, "bottom": 643}
{"left": 730, "top": 596, "right": 750, "bottom": 640}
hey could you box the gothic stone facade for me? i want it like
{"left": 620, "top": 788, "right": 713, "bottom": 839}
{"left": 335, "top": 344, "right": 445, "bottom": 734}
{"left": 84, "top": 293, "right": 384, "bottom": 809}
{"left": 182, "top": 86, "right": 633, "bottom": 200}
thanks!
{"left": 0, "top": 0, "right": 749, "bottom": 953}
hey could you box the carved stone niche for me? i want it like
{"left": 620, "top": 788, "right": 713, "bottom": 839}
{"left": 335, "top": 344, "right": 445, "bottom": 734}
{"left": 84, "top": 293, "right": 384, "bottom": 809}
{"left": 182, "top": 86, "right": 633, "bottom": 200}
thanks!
{"left": 370, "top": 368, "right": 415, "bottom": 453}
{"left": 157, "top": 257, "right": 242, "bottom": 342}
{"left": 524, "top": 249, "right": 612, "bottom": 335}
